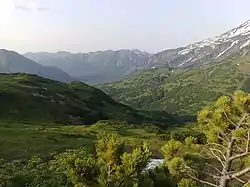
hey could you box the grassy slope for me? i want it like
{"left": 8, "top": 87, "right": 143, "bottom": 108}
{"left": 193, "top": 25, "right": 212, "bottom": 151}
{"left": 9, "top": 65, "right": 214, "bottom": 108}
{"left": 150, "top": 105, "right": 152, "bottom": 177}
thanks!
{"left": 0, "top": 120, "right": 174, "bottom": 160}
{"left": 99, "top": 50, "right": 250, "bottom": 115}
{"left": 0, "top": 73, "right": 177, "bottom": 125}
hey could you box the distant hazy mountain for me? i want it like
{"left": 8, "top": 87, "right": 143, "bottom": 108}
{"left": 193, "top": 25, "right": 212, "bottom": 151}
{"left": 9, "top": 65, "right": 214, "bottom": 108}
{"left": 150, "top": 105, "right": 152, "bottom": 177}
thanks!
{"left": 0, "top": 49, "right": 75, "bottom": 82}
{"left": 25, "top": 49, "right": 151, "bottom": 84}
{"left": 25, "top": 20, "right": 250, "bottom": 84}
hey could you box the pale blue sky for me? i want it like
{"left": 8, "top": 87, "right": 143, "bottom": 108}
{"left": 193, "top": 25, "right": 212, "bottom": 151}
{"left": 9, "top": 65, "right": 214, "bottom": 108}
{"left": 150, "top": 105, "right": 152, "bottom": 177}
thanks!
{"left": 1, "top": 0, "right": 250, "bottom": 53}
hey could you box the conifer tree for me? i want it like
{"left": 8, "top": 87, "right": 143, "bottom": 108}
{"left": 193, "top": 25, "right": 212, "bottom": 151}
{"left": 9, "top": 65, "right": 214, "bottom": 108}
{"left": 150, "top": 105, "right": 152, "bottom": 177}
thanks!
{"left": 161, "top": 90, "right": 250, "bottom": 187}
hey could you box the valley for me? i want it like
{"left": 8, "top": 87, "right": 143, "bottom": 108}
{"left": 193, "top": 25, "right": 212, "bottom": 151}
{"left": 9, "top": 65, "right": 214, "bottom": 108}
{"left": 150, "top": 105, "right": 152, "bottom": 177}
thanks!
{"left": 1, "top": 20, "right": 250, "bottom": 187}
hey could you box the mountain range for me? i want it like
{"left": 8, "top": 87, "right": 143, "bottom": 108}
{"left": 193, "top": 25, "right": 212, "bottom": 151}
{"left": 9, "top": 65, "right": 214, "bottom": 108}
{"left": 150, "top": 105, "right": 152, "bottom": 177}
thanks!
{"left": 0, "top": 49, "right": 75, "bottom": 82}
{"left": 24, "top": 49, "right": 151, "bottom": 84}
{"left": 1, "top": 20, "right": 250, "bottom": 114}
{"left": 24, "top": 20, "right": 250, "bottom": 84}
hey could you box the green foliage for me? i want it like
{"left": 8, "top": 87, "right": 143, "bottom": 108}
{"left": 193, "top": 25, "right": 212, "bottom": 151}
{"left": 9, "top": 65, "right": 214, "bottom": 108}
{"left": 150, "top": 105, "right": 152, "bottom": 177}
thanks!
{"left": 1, "top": 133, "right": 164, "bottom": 187}
{"left": 177, "top": 178, "right": 198, "bottom": 187}
{"left": 162, "top": 90, "right": 250, "bottom": 187}
{"left": 54, "top": 148, "right": 99, "bottom": 187}
{"left": 139, "top": 167, "right": 176, "bottom": 187}
{"left": 0, "top": 156, "right": 69, "bottom": 187}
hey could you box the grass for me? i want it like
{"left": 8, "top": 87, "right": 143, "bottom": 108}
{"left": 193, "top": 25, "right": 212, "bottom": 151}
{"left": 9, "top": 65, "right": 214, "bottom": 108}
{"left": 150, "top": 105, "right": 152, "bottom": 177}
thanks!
{"left": 0, "top": 122, "right": 95, "bottom": 160}
{"left": 0, "top": 120, "right": 172, "bottom": 161}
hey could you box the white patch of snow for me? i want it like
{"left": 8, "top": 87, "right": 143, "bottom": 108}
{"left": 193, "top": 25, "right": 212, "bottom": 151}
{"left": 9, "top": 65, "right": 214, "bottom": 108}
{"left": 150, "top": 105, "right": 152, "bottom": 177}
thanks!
{"left": 240, "top": 39, "right": 250, "bottom": 49}
{"left": 178, "top": 49, "right": 191, "bottom": 55}
{"left": 178, "top": 57, "right": 192, "bottom": 67}
{"left": 216, "top": 40, "right": 239, "bottom": 58}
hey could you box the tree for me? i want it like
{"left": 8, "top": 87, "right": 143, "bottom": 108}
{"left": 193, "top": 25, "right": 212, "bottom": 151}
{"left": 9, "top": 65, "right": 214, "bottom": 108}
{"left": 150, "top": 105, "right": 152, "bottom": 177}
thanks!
{"left": 161, "top": 90, "right": 250, "bottom": 187}
{"left": 56, "top": 132, "right": 152, "bottom": 187}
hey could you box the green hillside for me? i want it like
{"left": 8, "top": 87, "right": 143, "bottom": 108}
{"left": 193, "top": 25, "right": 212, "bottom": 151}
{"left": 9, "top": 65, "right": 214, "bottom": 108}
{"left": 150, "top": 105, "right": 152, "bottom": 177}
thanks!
{"left": 99, "top": 50, "right": 250, "bottom": 115}
{"left": 0, "top": 73, "right": 178, "bottom": 125}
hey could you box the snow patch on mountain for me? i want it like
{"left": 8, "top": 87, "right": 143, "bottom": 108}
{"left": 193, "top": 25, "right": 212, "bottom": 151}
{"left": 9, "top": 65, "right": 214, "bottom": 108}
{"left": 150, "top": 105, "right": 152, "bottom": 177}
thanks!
{"left": 220, "top": 20, "right": 250, "bottom": 39}
{"left": 216, "top": 40, "right": 239, "bottom": 58}
{"left": 240, "top": 39, "right": 250, "bottom": 49}
{"left": 178, "top": 49, "right": 191, "bottom": 55}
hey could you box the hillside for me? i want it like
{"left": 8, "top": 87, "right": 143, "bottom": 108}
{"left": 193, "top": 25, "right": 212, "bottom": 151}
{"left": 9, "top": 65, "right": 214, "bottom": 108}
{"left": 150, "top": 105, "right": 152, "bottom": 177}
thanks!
{"left": 0, "top": 49, "right": 75, "bottom": 82}
{"left": 99, "top": 48, "right": 250, "bottom": 115}
{"left": 0, "top": 73, "right": 178, "bottom": 125}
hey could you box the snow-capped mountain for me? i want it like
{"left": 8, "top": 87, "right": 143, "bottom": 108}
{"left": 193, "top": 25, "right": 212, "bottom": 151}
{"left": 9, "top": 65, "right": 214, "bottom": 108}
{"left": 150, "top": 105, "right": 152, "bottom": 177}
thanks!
{"left": 148, "top": 20, "right": 250, "bottom": 68}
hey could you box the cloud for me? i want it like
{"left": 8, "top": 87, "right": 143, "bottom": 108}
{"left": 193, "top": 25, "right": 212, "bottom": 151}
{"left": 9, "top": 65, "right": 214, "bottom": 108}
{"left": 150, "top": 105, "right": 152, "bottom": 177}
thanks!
{"left": 13, "top": 0, "right": 49, "bottom": 11}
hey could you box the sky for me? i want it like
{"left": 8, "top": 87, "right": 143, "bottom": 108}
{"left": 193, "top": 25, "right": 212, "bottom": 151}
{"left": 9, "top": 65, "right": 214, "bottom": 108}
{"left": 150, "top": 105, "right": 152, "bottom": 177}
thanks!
{"left": 0, "top": 0, "right": 250, "bottom": 54}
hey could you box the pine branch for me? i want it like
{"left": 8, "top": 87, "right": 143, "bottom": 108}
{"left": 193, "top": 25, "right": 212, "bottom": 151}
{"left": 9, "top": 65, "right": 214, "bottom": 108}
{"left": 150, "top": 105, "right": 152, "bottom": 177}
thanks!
{"left": 230, "top": 166, "right": 250, "bottom": 179}
{"left": 236, "top": 114, "right": 249, "bottom": 129}
{"left": 204, "top": 163, "right": 222, "bottom": 174}
{"left": 234, "top": 176, "right": 245, "bottom": 184}
{"left": 229, "top": 131, "right": 250, "bottom": 161}
{"left": 223, "top": 110, "right": 237, "bottom": 127}
{"left": 208, "top": 148, "right": 225, "bottom": 168}
{"left": 209, "top": 148, "right": 226, "bottom": 161}
{"left": 199, "top": 171, "right": 220, "bottom": 179}
{"left": 209, "top": 119, "right": 230, "bottom": 142}
{"left": 186, "top": 174, "right": 218, "bottom": 187}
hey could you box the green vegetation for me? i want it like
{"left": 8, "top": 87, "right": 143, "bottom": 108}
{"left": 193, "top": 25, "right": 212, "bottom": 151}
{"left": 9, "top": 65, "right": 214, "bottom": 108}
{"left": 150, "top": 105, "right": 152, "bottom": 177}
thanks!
{"left": 0, "top": 73, "right": 177, "bottom": 125}
{"left": 2, "top": 91, "right": 250, "bottom": 187}
{"left": 2, "top": 50, "right": 250, "bottom": 187}
{"left": 0, "top": 119, "right": 202, "bottom": 160}
{"left": 162, "top": 90, "right": 250, "bottom": 187}
{"left": 99, "top": 50, "right": 250, "bottom": 115}
{"left": 0, "top": 132, "right": 175, "bottom": 187}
